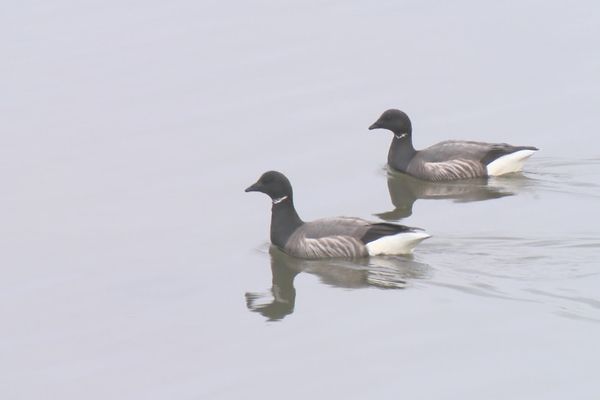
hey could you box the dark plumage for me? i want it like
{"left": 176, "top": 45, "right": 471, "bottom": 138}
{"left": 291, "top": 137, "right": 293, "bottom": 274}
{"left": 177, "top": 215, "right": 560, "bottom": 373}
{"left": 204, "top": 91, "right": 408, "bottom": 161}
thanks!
{"left": 369, "top": 109, "right": 538, "bottom": 181}
{"left": 245, "top": 171, "right": 430, "bottom": 259}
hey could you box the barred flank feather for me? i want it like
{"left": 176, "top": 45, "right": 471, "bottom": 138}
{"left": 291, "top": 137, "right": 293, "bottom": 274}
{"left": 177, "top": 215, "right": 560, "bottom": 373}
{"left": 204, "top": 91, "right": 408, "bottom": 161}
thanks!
{"left": 287, "top": 235, "right": 368, "bottom": 259}
{"left": 412, "top": 159, "right": 486, "bottom": 181}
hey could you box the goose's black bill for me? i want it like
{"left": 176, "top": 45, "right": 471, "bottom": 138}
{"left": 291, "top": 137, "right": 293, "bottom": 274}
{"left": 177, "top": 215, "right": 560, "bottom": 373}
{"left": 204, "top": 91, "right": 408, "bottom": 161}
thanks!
{"left": 368, "top": 122, "right": 380, "bottom": 130}
{"left": 245, "top": 182, "right": 262, "bottom": 192}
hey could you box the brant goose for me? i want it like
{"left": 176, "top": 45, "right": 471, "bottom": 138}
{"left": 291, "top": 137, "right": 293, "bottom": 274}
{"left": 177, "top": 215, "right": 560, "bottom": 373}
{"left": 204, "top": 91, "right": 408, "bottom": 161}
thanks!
{"left": 369, "top": 109, "right": 538, "bottom": 181}
{"left": 245, "top": 171, "right": 430, "bottom": 259}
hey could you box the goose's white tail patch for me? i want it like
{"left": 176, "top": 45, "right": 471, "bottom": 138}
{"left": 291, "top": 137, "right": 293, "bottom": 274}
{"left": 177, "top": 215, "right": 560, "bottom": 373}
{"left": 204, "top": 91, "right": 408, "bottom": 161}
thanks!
{"left": 486, "top": 149, "right": 536, "bottom": 176}
{"left": 366, "top": 231, "right": 431, "bottom": 256}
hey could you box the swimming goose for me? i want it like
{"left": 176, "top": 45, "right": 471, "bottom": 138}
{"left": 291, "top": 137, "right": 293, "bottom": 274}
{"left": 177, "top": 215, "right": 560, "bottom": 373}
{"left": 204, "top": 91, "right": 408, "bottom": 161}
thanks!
{"left": 245, "top": 171, "right": 430, "bottom": 259}
{"left": 369, "top": 109, "right": 539, "bottom": 181}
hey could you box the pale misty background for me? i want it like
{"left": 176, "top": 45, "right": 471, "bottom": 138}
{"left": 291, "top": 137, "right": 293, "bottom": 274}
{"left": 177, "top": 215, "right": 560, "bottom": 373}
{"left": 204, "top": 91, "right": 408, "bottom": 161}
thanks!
{"left": 2, "top": 1, "right": 600, "bottom": 399}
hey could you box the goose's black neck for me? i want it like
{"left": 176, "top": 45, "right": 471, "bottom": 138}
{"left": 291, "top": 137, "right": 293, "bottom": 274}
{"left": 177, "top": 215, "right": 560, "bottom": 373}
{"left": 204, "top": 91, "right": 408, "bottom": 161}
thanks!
{"left": 270, "top": 196, "right": 303, "bottom": 249}
{"left": 388, "top": 130, "right": 417, "bottom": 172}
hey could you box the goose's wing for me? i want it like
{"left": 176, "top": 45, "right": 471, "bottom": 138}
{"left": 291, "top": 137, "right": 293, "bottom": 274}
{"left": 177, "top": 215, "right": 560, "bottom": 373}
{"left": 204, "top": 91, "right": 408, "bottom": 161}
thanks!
{"left": 300, "top": 218, "right": 421, "bottom": 242}
{"left": 361, "top": 223, "right": 430, "bottom": 256}
{"left": 300, "top": 217, "right": 371, "bottom": 239}
{"left": 421, "top": 140, "right": 538, "bottom": 164}
{"left": 410, "top": 141, "right": 538, "bottom": 181}
{"left": 359, "top": 222, "right": 418, "bottom": 244}
{"left": 287, "top": 219, "right": 427, "bottom": 259}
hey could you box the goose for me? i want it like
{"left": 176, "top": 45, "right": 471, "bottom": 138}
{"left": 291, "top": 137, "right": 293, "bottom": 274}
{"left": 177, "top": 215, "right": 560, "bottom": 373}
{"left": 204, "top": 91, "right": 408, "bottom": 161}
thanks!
{"left": 369, "top": 109, "right": 539, "bottom": 181}
{"left": 245, "top": 171, "right": 430, "bottom": 259}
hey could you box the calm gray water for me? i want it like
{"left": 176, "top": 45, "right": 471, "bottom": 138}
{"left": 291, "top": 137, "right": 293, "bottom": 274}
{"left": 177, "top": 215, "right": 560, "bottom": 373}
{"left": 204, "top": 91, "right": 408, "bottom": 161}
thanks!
{"left": 2, "top": 1, "right": 600, "bottom": 399}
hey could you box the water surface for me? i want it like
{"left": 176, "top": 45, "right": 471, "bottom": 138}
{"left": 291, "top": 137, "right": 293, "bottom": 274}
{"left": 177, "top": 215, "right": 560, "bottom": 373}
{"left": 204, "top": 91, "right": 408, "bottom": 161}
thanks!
{"left": 2, "top": 1, "right": 600, "bottom": 399}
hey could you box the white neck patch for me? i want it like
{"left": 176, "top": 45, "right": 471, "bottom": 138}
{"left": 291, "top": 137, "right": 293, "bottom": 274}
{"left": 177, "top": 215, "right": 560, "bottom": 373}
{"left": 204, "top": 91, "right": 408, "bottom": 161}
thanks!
{"left": 395, "top": 133, "right": 408, "bottom": 140}
{"left": 272, "top": 195, "right": 288, "bottom": 205}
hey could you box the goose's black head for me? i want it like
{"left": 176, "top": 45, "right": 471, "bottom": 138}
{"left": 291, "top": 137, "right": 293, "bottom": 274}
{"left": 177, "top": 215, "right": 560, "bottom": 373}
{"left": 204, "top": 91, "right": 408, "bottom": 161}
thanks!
{"left": 245, "top": 171, "right": 293, "bottom": 202}
{"left": 369, "top": 109, "right": 412, "bottom": 138}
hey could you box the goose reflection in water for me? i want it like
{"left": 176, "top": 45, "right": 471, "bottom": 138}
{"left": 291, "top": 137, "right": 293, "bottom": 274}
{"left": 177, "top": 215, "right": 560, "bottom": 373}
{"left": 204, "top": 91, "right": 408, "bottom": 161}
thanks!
{"left": 245, "top": 246, "right": 429, "bottom": 321}
{"left": 376, "top": 168, "right": 516, "bottom": 221}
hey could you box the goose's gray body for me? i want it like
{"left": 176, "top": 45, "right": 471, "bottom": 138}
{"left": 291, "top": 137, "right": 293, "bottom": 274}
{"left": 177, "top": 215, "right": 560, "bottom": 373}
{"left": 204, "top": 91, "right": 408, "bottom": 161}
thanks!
{"left": 284, "top": 217, "right": 429, "bottom": 259}
{"left": 285, "top": 217, "right": 374, "bottom": 259}
{"left": 404, "top": 140, "right": 533, "bottom": 181}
